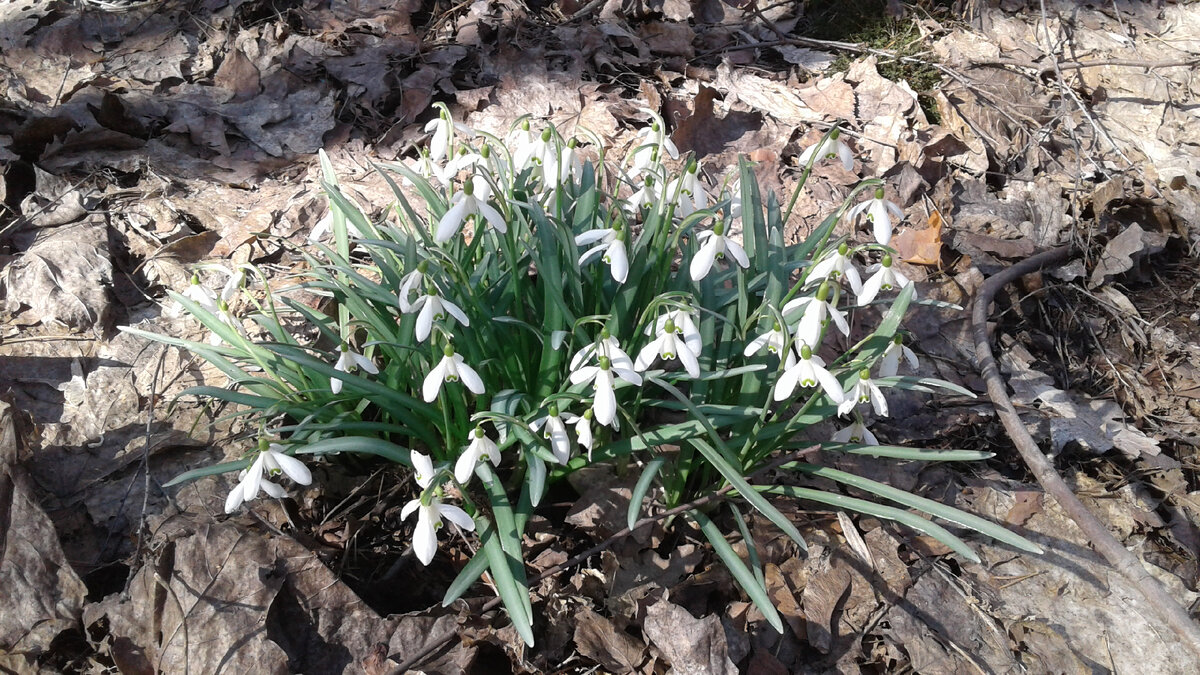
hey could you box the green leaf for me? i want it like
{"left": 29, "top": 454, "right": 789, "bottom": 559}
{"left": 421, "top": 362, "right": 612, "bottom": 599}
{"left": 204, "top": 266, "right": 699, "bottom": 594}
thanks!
{"left": 480, "top": 522, "right": 536, "bottom": 646}
{"left": 628, "top": 456, "right": 665, "bottom": 530}
{"left": 163, "top": 458, "right": 252, "bottom": 487}
{"left": 293, "top": 436, "right": 412, "bottom": 464}
{"left": 815, "top": 443, "right": 993, "bottom": 462}
{"left": 443, "top": 551, "right": 489, "bottom": 606}
{"left": 690, "top": 509, "right": 784, "bottom": 634}
{"left": 787, "top": 463, "right": 1042, "bottom": 554}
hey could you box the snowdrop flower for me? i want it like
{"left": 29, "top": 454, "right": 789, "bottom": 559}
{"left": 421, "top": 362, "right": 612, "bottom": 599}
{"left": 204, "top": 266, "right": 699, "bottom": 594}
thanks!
{"left": 774, "top": 342, "right": 845, "bottom": 403}
{"left": 857, "top": 254, "right": 912, "bottom": 306}
{"left": 183, "top": 274, "right": 218, "bottom": 314}
{"left": 424, "top": 112, "right": 471, "bottom": 164}
{"left": 807, "top": 243, "right": 863, "bottom": 296}
{"left": 407, "top": 288, "right": 469, "bottom": 343}
{"left": 225, "top": 442, "right": 312, "bottom": 513}
{"left": 848, "top": 187, "right": 904, "bottom": 246}
{"left": 624, "top": 175, "right": 662, "bottom": 215}
{"left": 530, "top": 404, "right": 580, "bottom": 464}
{"left": 635, "top": 312, "right": 703, "bottom": 378}
{"left": 570, "top": 354, "right": 642, "bottom": 427}
{"left": 783, "top": 283, "right": 849, "bottom": 349}
{"left": 744, "top": 320, "right": 796, "bottom": 369}
{"left": 669, "top": 161, "right": 708, "bottom": 218}
{"left": 423, "top": 344, "right": 485, "bottom": 402}
{"left": 454, "top": 426, "right": 501, "bottom": 484}
{"left": 221, "top": 265, "right": 246, "bottom": 303}
{"left": 546, "top": 139, "right": 584, "bottom": 190}
{"left": 878, "top": 335, "right": 919, "bottom": 378}
{"left": 575, "top": 410, "right": 595, "bottom": 460}
{"left": 208, "top": 300, "right": 247, "bottom": 346}
{"left": 832, "top": 419, "right": 879, "bottom": 445}
{"left": 402, "top": 452, "right": 475, "bottom": 565}
{"left": 577, "top": 225, "right": 629, "bottom": 283}
{"left": 630, "top": 120, "right": 679, "bottom": 177}
{"left": 798, "top": 128, "right": 854, "bottom": 172}
{"left": 397, "top": 260, "right": 430, "bottom": 313}
{"left": 690, "top": 221, "right": 750, "bottom": 281}
{"left": 838, "top": 369, "right": 889, "bottom": 417}
{"left": 570, "top": 329, "right": 636, "bottom": 374}
{"left": 331, "top": 343, "right": 379, "bottom": 394}
{"left": 436, "top": 176, "right": 507, "bottom": 243}
{"left": 514, "top": 126, "right": 556, "bottom": 177}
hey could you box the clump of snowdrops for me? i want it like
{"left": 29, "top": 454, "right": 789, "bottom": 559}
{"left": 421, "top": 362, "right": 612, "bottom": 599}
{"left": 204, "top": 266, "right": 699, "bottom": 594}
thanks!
{"left": 127, "top": 104, "right": 1040, "bottom": 644}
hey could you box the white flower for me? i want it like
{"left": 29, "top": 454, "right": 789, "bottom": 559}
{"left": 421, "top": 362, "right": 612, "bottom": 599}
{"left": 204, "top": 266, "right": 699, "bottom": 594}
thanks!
{"left": 575, "top": 411, "right": 595, "bottom": 460}
{"left": 838, "top": 369, "right": 889, "bottom": 417}
{"left": 530, "top": 406, "right": 581, "bottom": 464}
{"left": 807, "top": 244, "right": 863, "bottom": 296}
{"left": 847, "top": 188, "right": 904, "bottom": 246}
{"left": 183, "top": 275, "right": 218, "bottom": 314}
{"left": 547, "top": 141, "right": 584, "bottom": 189}
{"left": 669, "top": 162, "right": 708, "bottom": 218}
{"left": 743, "top": 320, "right": 796, "bottom": 369}
{"left": 397, "top": 260, "right": 430, "bottom": 313}
{"left": 569, "top": 331, "right": 636, "bottom": 374}
{"left": 221, "top": 265, "right": 246, "bottom": 303}
{"left": 570, "top": 352, "right": 642, "bottom": 427}
{"left": 436, "top": 176, "right": 507, "bottom": 242}
{"left": 857, "top": 255, "right": 912, "bottom": 306}
{"left": 224, "top": 443, "right": 312, "bottom": 513}
{"left": 832, "top": 419, "right": 879, "bottom": 445}
{"left": 514, "top": 126, "right": 556, "bottom": 176}
{"left": 690, "top": 222, "right": 750, "bottom": 281}
{"left": 624, "top": 176, "right": 662, "bottom": 215}
{"left": 577, "top": 227, "right": 629, "bottom": 283}
{"left": 774, "top": 342, "right": 844, "bottom": 403}
{"left": 454, "top": 426, "right": 501, "bottom": 484}
{"left": 402, "top": 452, "right": 476, "bottom": 566}
{"left": 630, "top": 120, "right": 678, "bottom": 176}
{"left": 423, "top": 345, "right": 485, "bottom": 402}
{"left": 798, "top": 129, "right": 854, "bottom": 172}
{"left": 783, "top": 286, "right": 849, "bottom": 349}
{"left": 635, "top": 311, "right": 703, "bottom": 378}
{"left": 424, "top": 114, "right": 472, "bottom": 163}
{"left": 878, "top": 336, "right": 919, "bottom": 378}
{"left": 331, "top": 344, "right": 379, "bottom": 394}
{"left": 207, "top": 300, "right": 247, "bottom": 346}
{"left": 408, "top": 290, "right": 469, "bottom": 343}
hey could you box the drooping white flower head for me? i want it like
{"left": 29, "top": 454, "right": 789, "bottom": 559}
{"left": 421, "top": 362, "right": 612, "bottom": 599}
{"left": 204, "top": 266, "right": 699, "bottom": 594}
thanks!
{"left": 690, "top": 221, "right": 750, "bottom": 281}
{"left": 530, "top": 404, "right": 581, "bottom": 465}
{"left": 832, "top": 419, "right": 879, "bottom": 445}
{"left": 513, "top": 125, "right": 557, "bottom": 178}
{"left": 454, "top": 426, "right": 501, "bottom": 484}
{"left": 807, "top": 243, "right": 863, "bottom": 296}
{"left": 546, "top": 140, "right": 585, "bottom": 190}
{"left": 331, "top": 343, "right": 379, "bottom": 394}
{"left": 225, "top": 442, "right": 313, "bottom": 513}
{"left": 798, "top": 128, "right": 854, "bottom": 172}
{"left": 857, "top": 254, "right": 912, "bottom": 306}
{"left": 423, "top": 109, "right": 471, "bottom": 164}
{"left": 422, "top": 344, "right": 485, "bottom": 402}
{"left": 878, "top": 335, "right": 919, "bottom": 378}
{"left": 402, "top": 452, "right": 475, "bottom": 566}
{"left": 837, "top": 369, "right": 889, "bottom": 418}
{"left": 635, "top": 310, "right": 703, "bottom": 378}
{"left": 397, "top": 259, "right": 430, "bottom": 313}
{"left": 570, "top": 351, "right": 642, "bottom": 427}
{"left": 774, "top": 342, "right": 845, "bottom": 403}
{"left": 577, "top": 226, "right": 629, "bottom": 284}
{"left": 629, "top": 117, "right": 679, "bottom": 178}
{"left": 668, "top": 160, "right": 708, "bottom": 218}
{"left": 407, "top": 288, "right": 469, "bottom": 343}
{"left": 208, "top": 299, "right": 248, "bottom": 346}
{"left": 574, "top": 410, "right": 595, "bottom": 460}
{"left": 783, "top": 283, "right": 849, "bottom": 349}
{"left": 570, "top": 330, "right": 636, "bottom": 374}
{"left": 183, "top": 274, "right": 219, "bottom": 314}
{"left": 744, "top": 319, "right": 796, "bottom": 370}
{"left": 624, "top": 175, "right": 663, "bottom": 216}
{"left": 848, "top": 187, "right": 904, "bottom": 246}
{"left": 436, "top": 175, "right": 508, "bottom": 243}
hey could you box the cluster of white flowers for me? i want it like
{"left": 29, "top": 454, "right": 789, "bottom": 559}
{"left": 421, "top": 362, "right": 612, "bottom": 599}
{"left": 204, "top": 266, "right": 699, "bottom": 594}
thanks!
{"left": 213, "top": 108, "right": 924, "bottom": 570}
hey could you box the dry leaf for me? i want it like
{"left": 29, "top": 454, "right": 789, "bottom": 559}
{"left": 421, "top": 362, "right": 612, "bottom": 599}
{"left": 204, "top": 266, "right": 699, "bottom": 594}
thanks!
{"left": 643, "top": 595, "right": 738, "bottom": 675}
{"left": 574, "top": 608, "right": 649, "bottom": 674}
{"left": 894, "top": 211, "right": 943, "bottom": 265}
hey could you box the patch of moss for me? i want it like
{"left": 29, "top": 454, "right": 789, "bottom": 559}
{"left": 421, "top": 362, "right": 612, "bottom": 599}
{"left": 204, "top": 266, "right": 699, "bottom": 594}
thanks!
{"left": 800, "top": 0, "right": 956, "bottom": 123}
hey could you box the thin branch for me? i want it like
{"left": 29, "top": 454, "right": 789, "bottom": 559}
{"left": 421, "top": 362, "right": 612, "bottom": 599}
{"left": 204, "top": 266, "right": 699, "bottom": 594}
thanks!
{"left": 971, "top": 245, "right": 1200, "bottom": 661}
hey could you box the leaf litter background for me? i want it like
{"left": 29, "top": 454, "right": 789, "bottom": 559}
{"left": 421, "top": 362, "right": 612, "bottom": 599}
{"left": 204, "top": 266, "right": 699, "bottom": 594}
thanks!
{"left": 2, "top": 0, "right": 1200, "bottom": 672}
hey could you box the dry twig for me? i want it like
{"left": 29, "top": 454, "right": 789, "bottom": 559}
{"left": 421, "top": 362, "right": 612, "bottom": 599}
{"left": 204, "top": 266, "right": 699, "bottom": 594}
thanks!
{"left": 971, "top": 245, "right": 1200, "bottom": 660}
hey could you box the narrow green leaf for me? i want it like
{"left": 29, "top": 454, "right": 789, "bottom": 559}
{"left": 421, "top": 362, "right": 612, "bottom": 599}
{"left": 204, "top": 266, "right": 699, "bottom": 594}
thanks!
{"left": 690, "top": 509, "right": 784, "bottom": 634}
{"left": 628, "top": 456, "right": 665, "bottom": 530}
{"left": 480, "top": 522, "right": 536, "bottom": 646}
{"left": 163, "top": 458, "right": 252, "bottom": 487}
{"left": 443, "top": 551, "right": 489, "bottom": 606}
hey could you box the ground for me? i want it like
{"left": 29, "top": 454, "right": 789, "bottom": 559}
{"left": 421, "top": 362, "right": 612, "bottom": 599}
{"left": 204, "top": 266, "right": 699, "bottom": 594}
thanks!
{"left": 2, "top": 0, "right": 1200, "bottom": 673}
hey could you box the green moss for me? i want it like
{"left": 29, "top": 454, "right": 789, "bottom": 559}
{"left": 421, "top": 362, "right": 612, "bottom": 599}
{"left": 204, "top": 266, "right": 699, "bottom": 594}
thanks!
{"left": 800, "top": 0, "right": 956, "bottom": 123}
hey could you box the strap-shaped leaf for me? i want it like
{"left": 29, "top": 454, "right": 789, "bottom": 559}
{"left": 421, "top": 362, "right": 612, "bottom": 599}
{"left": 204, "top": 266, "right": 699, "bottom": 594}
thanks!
{"left": 628, "top": 456, "right": 666, "bottom": 530}
{"left": 690, "top": 509, "right": 784, "bottom": 634}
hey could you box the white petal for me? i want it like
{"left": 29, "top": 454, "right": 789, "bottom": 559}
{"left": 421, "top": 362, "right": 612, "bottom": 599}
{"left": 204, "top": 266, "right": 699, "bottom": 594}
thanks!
{"left": 260, "top": 479, "right": 286, "bottom": 498}
{"left": 635, "top": 337, "right": 664, "bottom": 371}
{"left": 828, "top": 305, "right": 850, "bottom": 336}
{"left": 454, "top": 449, "right": 479, "bottom": 484}
{"left": 435, "top": 199, "right": 469, "bottom": 242}
{"left": 224, "top": 483, "right": 246, "bottom": 513}
{"left": 401, "top": 498, "right": 421, "bottom": 521}
{"left": 879, "top": 346, "right": 901, "bottom": 378}
{"left": 353, "top": 353, "right": 379, "bottom": 375}
{"left": 774, "top": 366, "right": 800, "bottom": 401}
{"left": 411, "top": 451, "right": 435, "bottom": 488}
{"left": 690, "top": 236, "right": 719, "bottom": 281}
{"left": 903, "top": 345, "right": 919, "bottom": 371}
{"left": 579, "top": 242, "right": 607, "bottom": 266}
{"left": 593, "top": 371, "right": 616, "bottom": 425}
{"left": 442, "top": 299, "right": 470, "bottom": 327}
{"left": 570, "top": 365, "right": 599, "bottom": 385}
{"left": 456, "top": 358, "right": 485, "bottom": 395}
{"left": 871, "top": 201, "right": 892, "bottom": 245}
{"left": 837, "top": 397, "right": 856, "bottom": 417}
{"left": 575, "top": 228, "right": 613, "bottom": 246}
{"left": 847, "top": 201, "right": 869, "bottom": 220}
{"left": 837, "top": 141, "right": 854, "bottom": 172}
{"left": 413, "top": 508, "right": 438, "bottom": 565}
{"left": 439, "top": 503, "right": 476, "bottom": 531}
{"left": 271, "top": 452, "right": 312, "bottom": 485}
{"left": 868, "top": 381, "right": 889, "bottom": 417}
{"left": 744, "top": 331, "right": 771, "bottom": 357}
{"left": 726, "top": 239, "right": 750, "bottom": 269}
{"left": 416, "top": 301, "right": 436, "bottom": 342}
{"left": 331, "top": 375, "right": 344, "bottom": 394}
{"left": 477, "top": 201, "right": 508, "bottom": 234}
{"left": 676, "top": 341, "right": 700, "bottom": 378}
{"left": 614, "top": 367, "right": 642, "bottom": 386}
{"left": 814, "top": 366, "right": 846, "bottom": 403}
{"left": 607, "top": 241, "right": 629, "bottom": 283}
{"left": 886, "top": 201, "right": 904, "bottom": 219}
{"left": 858, "top": 272, "right": 884, "bottom": 306}
{"left": 422, "top": 359, "right": 448, "bottom": 402}
{"left": 244, "top": 453, "right": 267, "bottom": 501}
{"left": 844, "top": 265, "right": 864, "bottom": 296}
